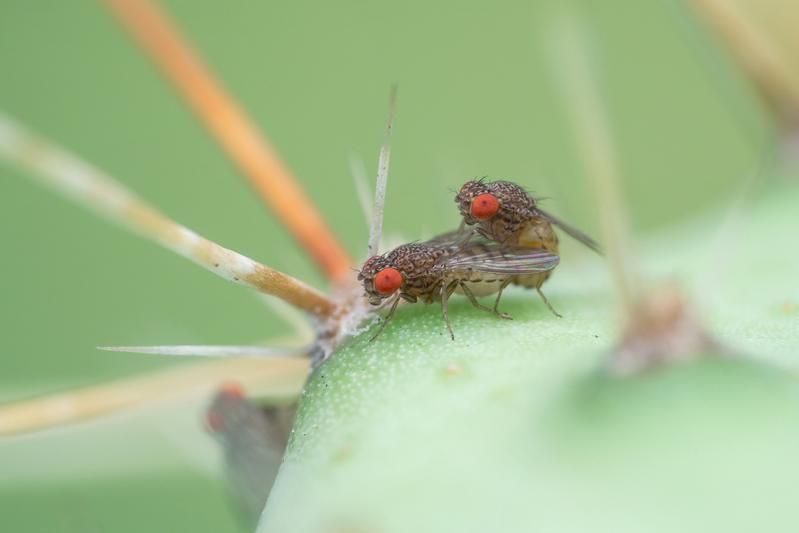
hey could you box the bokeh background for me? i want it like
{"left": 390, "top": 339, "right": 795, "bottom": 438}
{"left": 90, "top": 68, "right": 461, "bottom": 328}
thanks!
{"left": 0, "top": 0, "right": 785, "bottom": 531}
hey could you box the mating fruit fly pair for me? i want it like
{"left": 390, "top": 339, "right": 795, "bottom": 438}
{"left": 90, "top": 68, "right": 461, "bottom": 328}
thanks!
{"left": 358, "top": 179, "right": 602, "bottom": 340}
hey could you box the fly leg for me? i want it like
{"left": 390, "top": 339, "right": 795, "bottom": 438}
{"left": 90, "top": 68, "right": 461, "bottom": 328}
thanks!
{"left": 492, "top": 277, "right": 513, "bottom": 315}
{"left": 369, "top": 294, "right": 401, "bottom": 342}
{"left": 535, "top": 285, "right": 562, "bottom": 318}
{"left": 441, "top": 280, "right": 459, "bottom": 340}
{"left": 460, "top": 281, "right": 512, "bottom": 320}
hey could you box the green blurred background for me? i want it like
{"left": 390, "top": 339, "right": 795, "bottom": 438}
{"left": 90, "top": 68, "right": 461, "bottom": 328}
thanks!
{"left": 0, "top": 0, "right": 773, "bottom": 531}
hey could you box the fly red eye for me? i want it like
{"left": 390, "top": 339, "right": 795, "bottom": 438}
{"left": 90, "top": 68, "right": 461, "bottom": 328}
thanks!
{"left": 470, "top": 193, "right": 499, "bottom": 220}
{"left": 220, "top": 383, "right": 245, "bottom": 399}
{"left": 373, "top": 267, "right": 403, "bottom": 295}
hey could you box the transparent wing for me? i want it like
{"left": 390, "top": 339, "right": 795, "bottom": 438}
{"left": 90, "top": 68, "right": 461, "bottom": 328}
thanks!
{"left": 422, "top": 227, "right": 469, "bottom": 249}
{"left": 442, "top": 244, "right": 560, "bottom": 275}
{"left": 537, "top": 208, "right": 602, "bottom": 254}
{"left": 422, "top": 223, "right": 486, "bottom": 252}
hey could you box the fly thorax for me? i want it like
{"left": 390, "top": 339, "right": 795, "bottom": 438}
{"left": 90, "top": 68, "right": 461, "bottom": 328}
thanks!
{"left": 484, "top": 216, "right": 514, "bottom": 243}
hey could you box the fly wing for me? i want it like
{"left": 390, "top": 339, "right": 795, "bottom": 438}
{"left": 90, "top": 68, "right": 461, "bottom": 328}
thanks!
{"left": 442, "top": 243, "right": 560, "bottom": 276}
{"left": 422, "top": 224, "right": 472, "bottom": 250}
{"left": 537, "top": 208, "right": 603, "bottom": 254}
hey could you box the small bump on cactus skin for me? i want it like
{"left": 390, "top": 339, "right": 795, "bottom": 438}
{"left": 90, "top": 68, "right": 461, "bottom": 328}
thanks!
{"left": 611, "top": 284, "right": 719, "bottom": 375}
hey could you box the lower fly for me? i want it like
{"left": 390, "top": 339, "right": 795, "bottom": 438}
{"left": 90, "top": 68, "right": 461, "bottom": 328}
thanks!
{"left": 358, "top": 235, "right": 559, "bottom": 340}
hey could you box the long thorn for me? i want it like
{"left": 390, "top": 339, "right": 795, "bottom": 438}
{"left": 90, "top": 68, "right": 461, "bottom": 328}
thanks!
{"left": 349, "top": 153, "right": 373, "bottom": 228}
{"left": 690, "top": 0, "right": 799, "bottom": 125}
{"left": 548, "top": 13, "right": 638, "bottom": 318}
{"left": 0, "top": 113, "right": 339, "bottom": 317}
{"left": 367, "top": 85, "right": 398, "bottom": 257}
{"left": 0, "top": 358, "right": 307, "bottom": 436}
{"left": 658, "top": 0, "right": 769, "bottom": 148}
{"left": 98, "top": 344, "right": 309, "bottom": 358}
{"left": 255, "top": 293, "right": 318, "bottom": 342}
{"left": 103, "top": 0, "right": 353, "bottom": 282}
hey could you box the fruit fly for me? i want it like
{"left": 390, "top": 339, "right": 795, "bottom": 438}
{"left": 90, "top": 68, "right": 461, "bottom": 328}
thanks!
{"left": 205, "top": 384, "right": 296, "bottom": 526}
{"left": 358, "top": 235, "right": 559, "bottom": 340}
{"left": 454, "top": 178, "right": 602, "bottom": 252}
{"left": 454, "top": 179, "right": 601, "bottom": 315}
